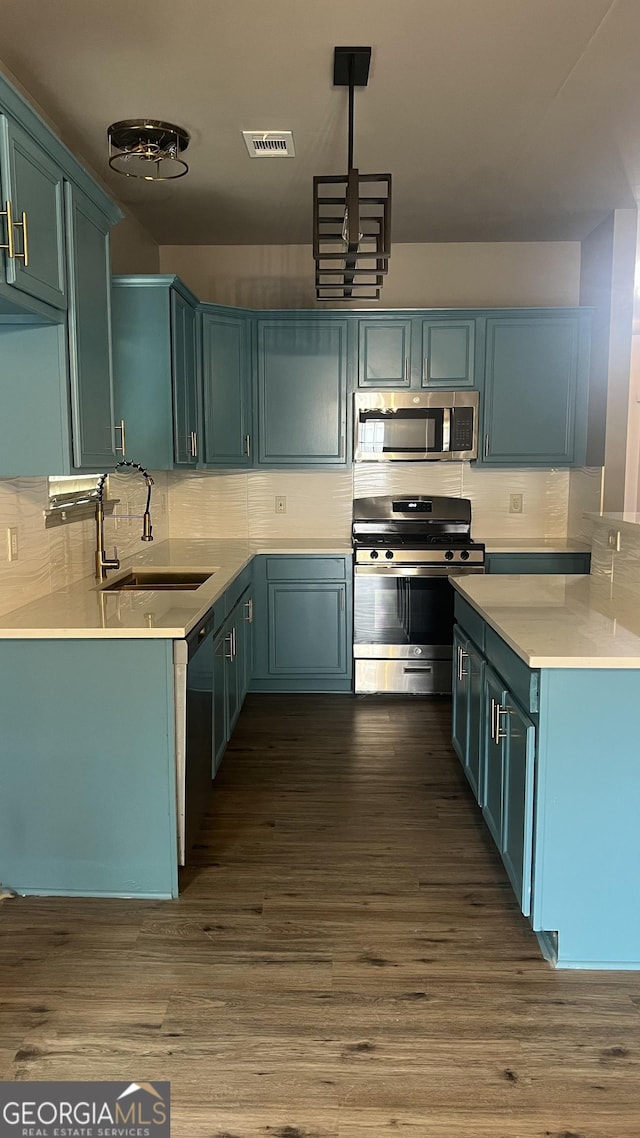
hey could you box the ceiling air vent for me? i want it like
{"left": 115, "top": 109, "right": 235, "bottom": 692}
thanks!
{"left": 242, "top": 131, "right": 296, "bottom": 158}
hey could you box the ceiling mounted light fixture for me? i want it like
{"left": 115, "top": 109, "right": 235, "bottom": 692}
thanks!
{"left": 107, "top": 119, "right": 190, "bottom": 181}
{"left": 313, "top": 47, "right": 392, "bottom": 302}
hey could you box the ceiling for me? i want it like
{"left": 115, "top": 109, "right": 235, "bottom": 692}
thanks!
{"left": 0, "top": 0, "right": 639, "bottom": 244}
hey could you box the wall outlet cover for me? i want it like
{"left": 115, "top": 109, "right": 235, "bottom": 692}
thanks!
{"left": 509, "top": 493, "right": 524, "bottom": 514}
{"left": 275, "top": 496, "right": 287, "bottom": 514}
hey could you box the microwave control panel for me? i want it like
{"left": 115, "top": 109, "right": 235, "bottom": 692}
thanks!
{"left": 450, "top": 407, "right": 475, "bottom": 452}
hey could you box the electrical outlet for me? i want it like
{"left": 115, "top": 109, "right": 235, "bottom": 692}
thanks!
{"left": 509, "top": 493, "right": 524, "bottom": 514}
{"left": 275, "top": 495, "right": 287, "bottom": 514}
{"left": 7, "top": 527, "right": 18, "bottom": 561}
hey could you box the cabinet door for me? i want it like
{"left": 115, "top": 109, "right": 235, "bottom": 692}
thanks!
{"left": 172, "top": 291, "right": 198, "bottom": 466}
{"left": 466, "top": 639, "right": 485, "bottom": 804}
{"left": 202, "top": 310, "right": 252, "bottom": 466}
{"left": 226, "top": 616, "right": 242, "bottom": 734}
{"left": 65, "top": 183, "right": 116, "bottom": 469}
{"left": 420, "top": 319, "right": 475, "bottom": 387}
{"left": 212, "top": 629, "right": 228, "bottom": 775}
{"left": 451, "top": 627, "right": 470, "bottom": 765}
{"left": 358, "top": 319, "right": 411, "bottom": 387}
{"left": 0, "top": 117, "right": 66, "bottom": 309}
{"left": 256, "top": 319, "right": 348, "bottom": 464}
{"left": 482, "top": 666, "right": 506, "bottom": 848}
{"left": 501, "top": 697, "right": 536, "bottom": 916}
{"left": 240, "top": 588, "right": 254, "bottom": 699}
{"left": 268, "top": 581, "right": 348, "bottom": 675}
{"left": 482, "top": 316, "right": 584, "bottom": 464}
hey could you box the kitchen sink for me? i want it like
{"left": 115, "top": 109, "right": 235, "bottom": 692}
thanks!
{"left": 101, "top": 569, "right": 215, "bottom": 592}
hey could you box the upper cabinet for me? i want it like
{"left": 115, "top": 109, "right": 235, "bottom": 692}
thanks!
{"left": 171, "top": 289, "right": 199, "bottom": 467}
{"left": 0, "top": 116, "right": 67, "bottom": 311}
{"left": 111, "top": 276, "right": 200, "bottom": 470}
{"left": 358, "top": 318, "right": 411, "bottom": 387}
{"left": 480, "top": 312, "right": 590, "bottom": 466}
{"left": 201, "top": 307, "right": 252, "bottom": 467}
{"left": 65, "top": 183, "right": 116, "bottom": 470}
{"left": 255, "top": 317, "right": 349, "bottom": 466}
{"left": 0, "top": 70, "right": 121, "bottom": 475}
{"left": 420, "top": 317, "right": 476, "bottom": 387}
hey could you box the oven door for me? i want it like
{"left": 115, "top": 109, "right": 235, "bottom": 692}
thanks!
{"left": 355, "top": 406, "right": 449, "bottom": 461}
{"left": 353, "top": 565, "right": 484, "bottom": 693}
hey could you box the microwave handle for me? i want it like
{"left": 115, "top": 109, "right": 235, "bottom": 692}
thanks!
{"left": 442, "top": 407, "right": 451, "bottom": 453}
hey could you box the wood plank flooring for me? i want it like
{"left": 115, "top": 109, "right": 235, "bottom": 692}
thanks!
{"left": 1, "top": 694, "right": 640, "bottom": 1136}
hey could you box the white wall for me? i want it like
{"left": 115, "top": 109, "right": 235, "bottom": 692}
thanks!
{"left": 159, "top": 241, "right": 581, "bottom": 309}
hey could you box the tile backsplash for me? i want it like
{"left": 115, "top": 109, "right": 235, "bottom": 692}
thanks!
{"left": 0, "top": 472, "right": 169, "bottom": 618}
{"left": 0, "top": 462, "right": 604, "bottom": 617}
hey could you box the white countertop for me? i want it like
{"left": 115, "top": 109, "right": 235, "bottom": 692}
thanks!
{"left": 0, "top": 539, "right": 352, "bottom": 640}
{"left": 452, "top": 574, "right": 640, "bottom": 669}
{"left": 481, "top": 537, "right": 591, "bottom": 554}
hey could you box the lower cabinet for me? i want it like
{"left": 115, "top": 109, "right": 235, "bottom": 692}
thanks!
{"left": 451, "top": 590, "right": 640, "bottom": 967}
{"left": 453, "top": 601, "right": 537, "bottom": 920}
{"left": 251, "top": 555, "right": 352, "bottom": 691}
{"left": 212, "top": 580, "right": 254, "bottom": 775}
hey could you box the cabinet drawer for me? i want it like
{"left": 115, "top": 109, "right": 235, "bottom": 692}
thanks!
{"left": 454, "top": 594, "right": 485, "bottom": 652}
{"left": 485, "top": 626, "right": 539, "bottom": 714}
{"left": 265, "top": 556, "right": 349, "bottom": 581}
{"left": 223, "top": 563, "right": 253, "bottom": 616}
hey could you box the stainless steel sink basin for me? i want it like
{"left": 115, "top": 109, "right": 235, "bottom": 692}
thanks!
{"left": 101, "top": 569, "right": 215, "bottom": 592}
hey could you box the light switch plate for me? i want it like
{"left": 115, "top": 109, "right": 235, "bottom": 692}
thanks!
{"left": 7, "top": 527, "right": 18, "bottom": 561}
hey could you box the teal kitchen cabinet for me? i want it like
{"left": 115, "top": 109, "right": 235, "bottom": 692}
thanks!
{"left": 485, "top": 552, "right": 591, "bottom": 575}
{"left": 452, "top": 628, "right": 484, "bottom": 803}
{"left": 251, "top": 556, "right": 352, "bottom": 691}
{"left": 482, "top": 664, "right": 507, "bottom": 849}
{"left": 111, "top": 276, "right": 200, "bottom": 470}
{"left": 451, "top": 626, "right": 470, "bottom": 765}
{"left": 500, "top": 693, "right": 536, "bottom": 916}
{"left": 420, "top": 317, "right": 476, "bottom": 387}
{"left": 0, "top": 115, "right": 66, "bottom": 311}
{"left": 481, "top": 312, "right": 590, "bottom": 465}
{"left": 65, "top": 182, "right": 116, "bottom": 469}
{"left": 172, "top": 289, "right": 199, "bottom": 466}
{"left": 358, "top": 318, "right": 412, "bottom": 387}
{"left": 255, "top": 318, "right": 348, "bottom": 465}
{"left": 201, "top": 306, "right": 252, "bottom": 466}
{"left": 452, "top": 586, "right": 640, "bottom": 967}
{"left": 212, "top": 567, "right": 254, "bottom": 774}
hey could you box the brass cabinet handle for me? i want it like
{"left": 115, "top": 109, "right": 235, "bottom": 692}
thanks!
{"left": 225, "top": 633, "right": 233, "bottom": 661}
{"left": 405, "top": 356, "right": 410, "bottom": 384}
{"left": 189, "top": 430, "right": 198, "bottom": 458}
{"left": 490, "top": 696, "right": 496, "bottom": 742}
{"left": 244, "top": 434, "right": 251, "bottom": 458}
{"left": 457, "top": 645, "right": 468, "bottom": 681}
{"left": 423, "top": 356, "right": 429, "bottom": 383}
{"left": 244, "top": 598, "right": 253, "bottom": 624}
{"left": 16, "top": 210, "right": 28, "bottom": 266}
{"left": 484, "top": 434, "right": 489, "bottom": 459}
{"left": 1, "top": 200, "right": 15, "bottom": 259}
{"left": 114, "top": 419, "right": 126, "bottom": 456}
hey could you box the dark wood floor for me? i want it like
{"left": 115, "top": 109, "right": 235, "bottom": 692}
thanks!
{"left": 1, "top": 695, "right": 640, "bottom": 1136}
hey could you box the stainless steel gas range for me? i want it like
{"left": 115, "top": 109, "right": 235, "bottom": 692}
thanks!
{"left": 352, "top": 495, "right": 485, "bottom": 695}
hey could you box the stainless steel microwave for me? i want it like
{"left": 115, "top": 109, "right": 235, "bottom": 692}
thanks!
{"left": 354, "top": 390, "right": 479, "bottom": 462}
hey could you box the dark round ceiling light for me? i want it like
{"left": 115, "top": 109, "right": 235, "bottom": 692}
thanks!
{"left": 107, "top": 119, "right": 190, "bottom": 181}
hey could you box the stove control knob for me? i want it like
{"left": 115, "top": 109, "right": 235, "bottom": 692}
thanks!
{"left": 444, "top": 550, "right": 454, "bottom": 561}
{"left": 370, "top": 549, "right": 379, "bottom": 559}
{"left": 460, "top": 549, "right": 470, "bottom": 561}
{"left": 385, "top": 550, "right": 394, "bottom": 560}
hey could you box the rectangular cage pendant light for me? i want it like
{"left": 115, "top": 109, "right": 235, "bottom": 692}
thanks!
{"left": 313, "top": 48, "right": 392, "bottom": 301}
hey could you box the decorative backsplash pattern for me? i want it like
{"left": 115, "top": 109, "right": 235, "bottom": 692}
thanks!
{"left": 0, "top": 463, "right": 607, "bottom": 618}
{"left": 0, "top": 473, "right": 169, "bottom": 618}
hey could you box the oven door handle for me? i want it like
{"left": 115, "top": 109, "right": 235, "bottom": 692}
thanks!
{"left": 354, "top": 565, "right": 485, "bottom": 577}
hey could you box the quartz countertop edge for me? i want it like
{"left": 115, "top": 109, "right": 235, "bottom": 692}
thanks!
{"left": 0, "top": 539, "right": 353, "bottom": 640}
{"left": 451, "top": 574, "right": 640, "bottom": 669}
